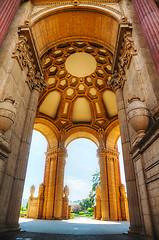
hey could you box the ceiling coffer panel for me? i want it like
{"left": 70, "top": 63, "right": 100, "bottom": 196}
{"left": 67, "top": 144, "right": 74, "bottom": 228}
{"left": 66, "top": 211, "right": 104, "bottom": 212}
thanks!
{"left": 39, "top": 91, "right": 61, "bottom": 118}
{"left": 103, "top": 90, "right": 118, "bottom": 118}
{"left": 72, "top": 98, "right": 92, "bottom": 122}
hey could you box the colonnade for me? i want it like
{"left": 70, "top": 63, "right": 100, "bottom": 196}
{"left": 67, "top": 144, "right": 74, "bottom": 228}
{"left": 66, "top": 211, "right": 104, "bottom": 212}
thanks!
{"left": 97, "top": 147, "right": 127, "bottom": 221}
{"left": 27, "top": 143, "right": 128, "bottom": 221}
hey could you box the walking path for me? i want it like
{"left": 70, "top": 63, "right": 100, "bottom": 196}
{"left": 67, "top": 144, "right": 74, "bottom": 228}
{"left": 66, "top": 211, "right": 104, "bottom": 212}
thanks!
{"left": 0, "top": 218, "right": 145, "bottom": 240}
{"left": 19, "top": 217, "right": 130, "bottom": 235}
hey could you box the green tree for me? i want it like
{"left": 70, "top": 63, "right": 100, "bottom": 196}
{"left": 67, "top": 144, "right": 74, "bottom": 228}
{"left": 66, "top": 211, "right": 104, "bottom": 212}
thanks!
{"left": 25, "top": 201, "right": 28, "bottom": 210}
{"left": 89, "top": 171, "right": 100, "bottom": 205}
{"left": 20, "top": 205, "right": 23, "bottom": 212}
{"left": 79, "top": 198, "right": 93, "bottom": 211}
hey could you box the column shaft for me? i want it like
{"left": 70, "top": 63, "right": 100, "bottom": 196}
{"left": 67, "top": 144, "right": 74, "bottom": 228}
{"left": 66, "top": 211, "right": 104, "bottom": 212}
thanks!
{"left": 54, "top": 148, "right": 67, "bottom": 219}
{"left": 46, "top": 157, "right": 57, "bottom": 219}
{"left": 107, "top": 156, "right": 118, "bottom": 221}
{"left": 0, "top": 0, "right": 21, "bottom": 47}
{"left": 114, "top": 158, "right": 122, "bottom": 221}
{"left": 132, "top": 0, "right": 159, "bottom": 75}
{"left": 98, "top": 148, "right": 109, "bottom": 220}
{"left": 42, "top": 158, "right": 50, "bottom": 219}
{"left": 5, "top": 88, "right": 40, "bottom": 230}
{"left": 115, "top": 87, "right": 143, "bottom": 233}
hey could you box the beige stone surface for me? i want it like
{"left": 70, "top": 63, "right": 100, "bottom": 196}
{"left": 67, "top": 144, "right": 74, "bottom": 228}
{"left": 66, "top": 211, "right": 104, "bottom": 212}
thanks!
{"left": 0, "top": 1, "right": 159, "bottom": 239}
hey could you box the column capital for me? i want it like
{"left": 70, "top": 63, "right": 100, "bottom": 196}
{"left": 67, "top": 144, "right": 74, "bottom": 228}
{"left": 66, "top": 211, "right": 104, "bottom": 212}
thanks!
{"left": 46, "top": 147, "right": 67, "bottom": 159}
{"left": 97, "top": 147, "right": 119, "bottom": 158}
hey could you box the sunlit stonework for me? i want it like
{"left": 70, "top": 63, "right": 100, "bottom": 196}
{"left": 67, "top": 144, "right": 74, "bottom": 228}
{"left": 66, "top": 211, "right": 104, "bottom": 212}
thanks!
{"left": 0, "top": 0, "right": 159, "bottom": 239}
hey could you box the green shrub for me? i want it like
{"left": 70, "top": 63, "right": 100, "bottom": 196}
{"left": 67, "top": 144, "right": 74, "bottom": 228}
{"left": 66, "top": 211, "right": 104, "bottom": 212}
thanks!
{"left": 78, "top": 211, "right": 85, "bottom": 215}
{"left": 87, "top": 207, "right": 94, "bottom": 213}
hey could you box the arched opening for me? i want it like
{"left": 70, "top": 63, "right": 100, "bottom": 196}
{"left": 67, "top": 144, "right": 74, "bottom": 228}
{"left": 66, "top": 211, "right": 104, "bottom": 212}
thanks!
{"left": 64, "top": 138, "right": 99, "bottom": 217}
{"left": 20, "top": 130, "right": 47, "bottom": 219}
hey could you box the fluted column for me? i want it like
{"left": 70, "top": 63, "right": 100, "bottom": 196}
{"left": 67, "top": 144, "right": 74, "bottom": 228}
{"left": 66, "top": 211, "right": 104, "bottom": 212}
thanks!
{"left": 95, "top": 185, "right": 101, "bottom": 220}
{"left": 107, "top": 154, "right": 118, "bottom": 221}
{"left": 0, "top": 0, "right": 21, "bottom": 47}
{"left": 42, "top": 158, "right": 50, "bottom": 219}
{"left": 114, "top": 157, "right": 122, "bottom": 221}
{"left": 97, "top": 148, "right": 109, "bottom": 220}
{"left": 54, "top": 147, "right": 67, "bottom": 219}
{"left": 132, "top": 0, "right": 159, "bottom": 75}
{"left": 45, "top": 148, "right": 59, "bottom": 219}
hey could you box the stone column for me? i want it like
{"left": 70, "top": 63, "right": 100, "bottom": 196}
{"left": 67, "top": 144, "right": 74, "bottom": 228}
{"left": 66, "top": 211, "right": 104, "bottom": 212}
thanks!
{"left": 115, "top": 87, "right": 143, "bottom": 234}
{"left": 114, "top": 157, "right": 122, "bottom": 221}
{"left": 54, "top": 147, "right": 67, "bottom": 219}
{"left": 37, "top": 184, "right": 44, "bottom": 219}
{"left": 97, "top": 148, "right": 109, "bottom": 220}
{"left": 45, "top": 148, "right": 58, "bottom": 219}
{"left": 5, "top": 74, "right": 46, "bottom": 230}
{"left": 120, "top": 184, "right": 129, "bottom": 221}
{"left": 95, "top": 185, "right": 101, "bottom": 220}
{"left": 42, "top": 158, "right": 50, "bottom": 219}
{"left": 106, "top": 154, "right": 118, "bottom": 221}
{"left": 132, "top": 0, "right": 159, "bottom": 75}
{"left": 62, "top": 185, "right": 69, "bottom": 220}
{"left": 0, "top": 0, "right": 21, "bottom": 47}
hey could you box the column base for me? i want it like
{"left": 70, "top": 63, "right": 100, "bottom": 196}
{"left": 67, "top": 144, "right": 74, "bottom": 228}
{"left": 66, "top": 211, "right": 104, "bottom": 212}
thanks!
{"left": 0, "top": 223, "right": 20, "bottom": 233}
{"left": 128, "top": 225, "right": 145, "bottom": 236}
{"left": 53, "top": 217, "right": 62, "bottom": 220}
{"left": 101, "top": 217, "right": 109, "bottom": 221}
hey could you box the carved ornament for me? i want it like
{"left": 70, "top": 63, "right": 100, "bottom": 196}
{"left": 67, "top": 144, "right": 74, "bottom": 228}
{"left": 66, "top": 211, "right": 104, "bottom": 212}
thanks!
{"left": 12, "top": 28, "right": 46, "bottom": 92}
{"left": 109, "top": 30, "right": 137, "bottom": 92}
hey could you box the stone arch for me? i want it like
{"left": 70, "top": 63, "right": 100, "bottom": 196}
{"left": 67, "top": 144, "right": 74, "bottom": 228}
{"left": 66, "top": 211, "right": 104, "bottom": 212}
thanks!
{"left": 29, "top": 5, "right": 121, "bottom": 56}
{"left": 34, "top": 117, "right": 58, "bottom": 148}
{"left": 105, "top": 122, "right": 120, "bottom": 150}
{"left": 64, "top": 126, "right": 99, "bottom": 148}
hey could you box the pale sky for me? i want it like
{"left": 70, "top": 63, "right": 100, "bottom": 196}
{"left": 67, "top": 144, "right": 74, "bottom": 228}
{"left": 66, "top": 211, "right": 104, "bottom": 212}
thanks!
{"left": 22, "top": 130, "right": 126, "bottom": 201}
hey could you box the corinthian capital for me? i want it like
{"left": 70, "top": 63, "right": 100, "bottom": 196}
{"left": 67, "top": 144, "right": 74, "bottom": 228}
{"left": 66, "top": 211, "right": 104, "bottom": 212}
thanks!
{"left": 107, "top": 69, "right": 126, "bottom": 92}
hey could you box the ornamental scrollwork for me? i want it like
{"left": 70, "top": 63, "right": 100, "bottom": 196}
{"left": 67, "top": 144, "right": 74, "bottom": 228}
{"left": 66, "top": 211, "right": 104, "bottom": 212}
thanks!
{"left": 12, "top": 33, "right": 46, "bottom": 92}
{"left": 107, "top": 32, "right": 137, "bottom": 91}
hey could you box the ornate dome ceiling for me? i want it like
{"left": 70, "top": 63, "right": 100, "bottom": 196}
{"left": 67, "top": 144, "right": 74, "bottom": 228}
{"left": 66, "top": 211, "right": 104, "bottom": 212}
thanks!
{"left": 37, "top": 41, "right": 118, "bottom": 131}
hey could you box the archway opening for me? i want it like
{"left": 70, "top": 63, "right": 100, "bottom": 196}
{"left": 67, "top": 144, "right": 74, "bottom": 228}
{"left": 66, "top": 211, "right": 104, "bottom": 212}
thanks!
{"left": 64, "top": 138, "right": 99, "bottom": 218}
{"left": 20, "top": 130, "right": 47, "bottom": 218}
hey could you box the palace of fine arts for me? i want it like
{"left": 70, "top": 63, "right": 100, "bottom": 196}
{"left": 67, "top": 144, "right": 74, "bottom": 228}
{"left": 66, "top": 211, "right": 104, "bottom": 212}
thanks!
{"left": 0, "top": 1, "right": 159, "bottom": 240}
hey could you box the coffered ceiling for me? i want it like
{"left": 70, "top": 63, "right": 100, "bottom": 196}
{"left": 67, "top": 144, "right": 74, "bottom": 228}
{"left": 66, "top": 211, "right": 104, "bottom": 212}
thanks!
{"left": 37, "top": 41, "right": 118, "bottom": 131}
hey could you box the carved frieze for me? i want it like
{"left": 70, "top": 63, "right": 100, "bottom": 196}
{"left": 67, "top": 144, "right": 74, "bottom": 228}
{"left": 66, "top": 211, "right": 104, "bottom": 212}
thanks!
{"left": 108, "top": 31, "right": 137, "bottom": 92}
{"left": 12, "top": 29, "right": 46, "bottom": 92}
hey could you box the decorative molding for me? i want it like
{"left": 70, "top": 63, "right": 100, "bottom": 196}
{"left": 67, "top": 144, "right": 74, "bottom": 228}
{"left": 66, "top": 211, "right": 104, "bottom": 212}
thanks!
{"left": 12, "top": 27, "right": 47, "bottom": 92}
{"left": 97, "top": 147, "right": 119, "bottom": 158}
{"left": 28, "top": 2, "right": 122, "bottom": 24}
{"left": 46, "top": 146, "right": 67, "bottom": 159}
{"left": 30, "top": 0, "right": 121, "bottom": 5}
{"left": 108, "top": 27, "right": 137, "bottom": 92}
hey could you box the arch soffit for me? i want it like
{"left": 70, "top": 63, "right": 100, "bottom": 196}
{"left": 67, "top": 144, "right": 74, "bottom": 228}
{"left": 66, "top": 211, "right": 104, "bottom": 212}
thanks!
{"left": 105, "top": 120, "right": 120, "bottom": 149}
{"left": 64, "top": 126, "right": 99, "bottom": 148}
{"left": 34, "top": 117, "right": 58, "bottom": 148}
{"left": 29, "top": 5, "right": 121, "bottom": 56}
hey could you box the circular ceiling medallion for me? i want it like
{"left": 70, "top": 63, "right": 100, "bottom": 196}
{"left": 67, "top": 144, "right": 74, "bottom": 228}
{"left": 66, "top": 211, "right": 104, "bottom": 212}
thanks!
{"left": 65, "top": 52, "right": 97, "bottom": 77}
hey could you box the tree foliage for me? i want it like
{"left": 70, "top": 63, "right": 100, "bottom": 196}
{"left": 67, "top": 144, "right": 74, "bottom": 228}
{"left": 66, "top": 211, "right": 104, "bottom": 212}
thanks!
{"left": 79, "top": 198, "right": 93, "bottom": 211}
{"left": 72, "top": 204, "right": 81, "bottom": 213}
{"left": 89, "top": 171, "right": 100, "bottom": 205}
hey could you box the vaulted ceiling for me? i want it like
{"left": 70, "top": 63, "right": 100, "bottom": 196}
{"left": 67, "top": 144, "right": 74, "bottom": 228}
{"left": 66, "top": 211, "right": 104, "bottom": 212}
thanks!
{"left": 37, "top": 41, "right": 118, "bottom": 131}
